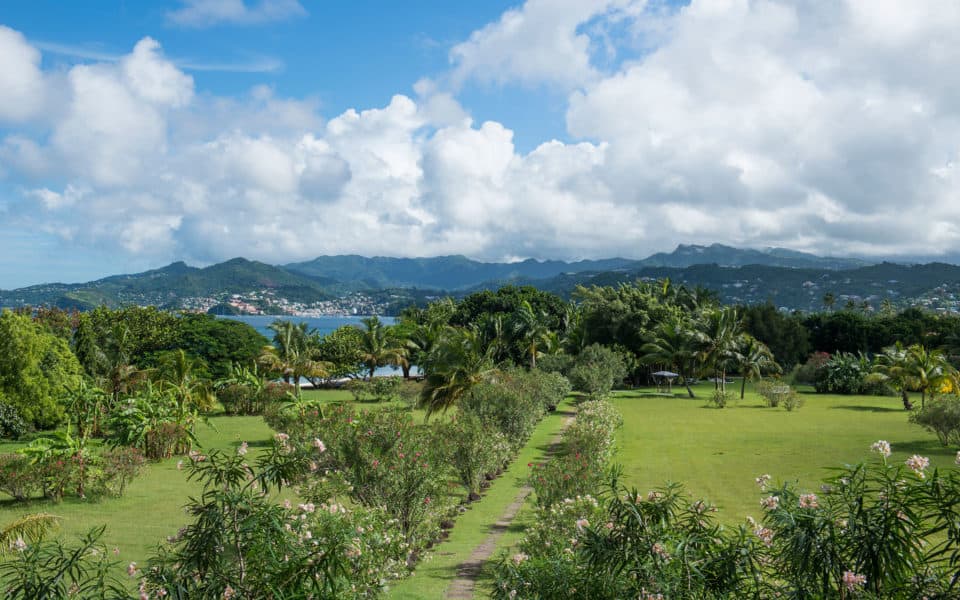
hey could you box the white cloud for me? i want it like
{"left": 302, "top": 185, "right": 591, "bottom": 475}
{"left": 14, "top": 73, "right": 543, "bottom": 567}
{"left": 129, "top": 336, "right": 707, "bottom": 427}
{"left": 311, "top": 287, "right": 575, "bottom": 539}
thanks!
{"left": 7, "top": 0, "right": 960, "bottom": 277}
{"left": 449, "top": 0, "right": 636, "bottom": 90}
{"left": 0, "top": 26, "right": 46, "bottom": 122}
{"left": 166, "top": 0, "right": 307, "bottom": 28}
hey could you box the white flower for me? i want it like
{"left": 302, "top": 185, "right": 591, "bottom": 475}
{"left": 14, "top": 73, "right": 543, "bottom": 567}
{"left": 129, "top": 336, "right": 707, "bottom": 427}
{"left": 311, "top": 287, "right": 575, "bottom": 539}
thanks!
{"left": 12, "top": 536, "right": 27, "bottom": 552}
{"left": 237, "top": 441, "right": 248, "bottom": 456}
{"left": 760, "top": 495, "right": 780, "bottom": 510}
{"left": 906, "top": 454, "right": 930, "bottom": 478}
{"left": 871, "top": 440, "right": 891, "bottom": 458}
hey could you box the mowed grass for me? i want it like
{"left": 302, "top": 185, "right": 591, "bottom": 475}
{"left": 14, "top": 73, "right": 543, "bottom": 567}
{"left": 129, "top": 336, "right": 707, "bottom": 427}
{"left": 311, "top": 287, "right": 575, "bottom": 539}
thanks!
{"left": 611, "top": 383, "right": 959, "bottom": 522}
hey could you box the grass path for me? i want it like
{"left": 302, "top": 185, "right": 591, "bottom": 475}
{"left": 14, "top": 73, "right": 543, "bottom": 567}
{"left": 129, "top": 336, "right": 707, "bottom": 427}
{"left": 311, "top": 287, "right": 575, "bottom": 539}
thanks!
{"left": 386, "top": 397, "right": 575, "bottom": 600}
{"left": 444, "top": 412, "right": 574, "bottom": 599}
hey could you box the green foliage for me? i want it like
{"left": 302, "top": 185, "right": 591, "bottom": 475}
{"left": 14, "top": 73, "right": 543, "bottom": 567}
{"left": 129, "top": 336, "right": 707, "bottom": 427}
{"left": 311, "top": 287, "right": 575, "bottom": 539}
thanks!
{"left": 0, "top": 454, "right": 40, "bottom": 501}
{"left": 536, "top": 353, "right": 573, "bottom": 376}
{"left": 815, "top": 351, "right": 873, "bottom": 394}
{"left": 0, "top": 526, "right": 129, "bottom": 599}
{"left": 741, "top": 302, "right": 811, "bottom": 369}
{"left": 142, "top": 447, "right": 409, "bottom": 599}
{"left": 439, "top": 412, "right": 511, "bottom": 498}
{"left": 530, "top": 399, "right": 621, "bottom": 508}
{"left": 0, "top": 310, "right": 83, "bottom": 429}
{"left": 174, "top": 313, "right": 267, "bottom": 380}
{"left": 0, "top": 400, "right": 27, "bottom": 440}
{"left": 106, "top": 385, "right": 194, "bottom": 460}
{"left": 459, "top": 379, "right": 544, "bottom": 451}
{"left": 299, "top": 406, "right": 449, "bottom": 546}
{"left": 710, "top": 388, "right": 731, "bottom": 408}
{"left": 568, "top": 343, "right": 627, "bottom": 400}
{"left": 347, "top": 376, "right": 403, "bottom": 403}
{"left": 909, "top": 396, "right": 960, "bottom": 446}
{"left": 792, "top": 351, "right": 830, "bottom": 385}
{"left": 316, "top": 325, "right": 366, "bottom": 378}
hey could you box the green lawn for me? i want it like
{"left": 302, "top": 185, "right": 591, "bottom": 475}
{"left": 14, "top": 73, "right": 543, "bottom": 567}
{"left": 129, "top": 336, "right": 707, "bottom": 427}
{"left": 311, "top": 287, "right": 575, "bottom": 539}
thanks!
{"left": 610, "top": 383, "right": 959, "bottom": 522}
{"left": 0, "top": 416, "right": 275, "bottom": 571}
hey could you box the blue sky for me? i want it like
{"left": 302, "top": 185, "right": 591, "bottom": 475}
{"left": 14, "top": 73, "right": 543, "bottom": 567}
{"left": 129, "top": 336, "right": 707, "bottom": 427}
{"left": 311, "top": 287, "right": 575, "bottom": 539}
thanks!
{"left": 3, "top": 1, "right": 960, "bottom": 288}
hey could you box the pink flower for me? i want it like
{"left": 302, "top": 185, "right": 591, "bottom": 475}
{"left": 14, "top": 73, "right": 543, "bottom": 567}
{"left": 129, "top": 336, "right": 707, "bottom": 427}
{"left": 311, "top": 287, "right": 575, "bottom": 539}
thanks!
{"left": 906, "top": 454, "right": 930, "bottom": 478}
{"left": 274, "top": 432, "right": 290, "bottom": 445}
{"left": 127, "top": 562, "right": 138, "bottom": 577}
{"left": 799, "top": 493, "right": 819, "bottom": 509}
{"left": 223, "top": 585, "right": 236, "bottom": 599}
{"left": 871, "top": 440, "right": 891, "bottom": 458}
{"left": 754, "top": 527, "right": 774, "bottom": 547}
{"left": 312, "top": 438, "right": 326, "bottom": 452}
{"left": 511, "top": 552, "right": 529, "bottom": 566}
{"left": 575, "top": 518, "right": 590, "bottom": 531}
{"left": 755, "top": 474, "right": 771, "bottom": 489}
{"left": 12, "top": 536, "right": 27, "bottom": 552}
{"left": 237, "top": 442, "right": 248, "bottom": 456}
{"left": 761, "top": 495, "right": 780, "bottom": 510}
{"left": 842, "top": 571, "right": 866, "bottom": 591}
{"left": 652, "top": 542, "right": 670, "bottom": 560}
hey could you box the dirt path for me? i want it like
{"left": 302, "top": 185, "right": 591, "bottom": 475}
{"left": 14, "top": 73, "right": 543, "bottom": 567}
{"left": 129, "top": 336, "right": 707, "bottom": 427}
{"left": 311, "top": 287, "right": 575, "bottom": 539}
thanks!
{"left": 445, "top": 413, "right": 575, "bottom": 599}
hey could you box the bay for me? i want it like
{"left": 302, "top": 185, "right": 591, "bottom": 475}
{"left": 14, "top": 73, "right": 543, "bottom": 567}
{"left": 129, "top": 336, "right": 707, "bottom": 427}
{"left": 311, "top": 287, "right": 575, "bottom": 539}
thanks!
{"left": 218, "top": 314, "right": 418, "bottom": 377}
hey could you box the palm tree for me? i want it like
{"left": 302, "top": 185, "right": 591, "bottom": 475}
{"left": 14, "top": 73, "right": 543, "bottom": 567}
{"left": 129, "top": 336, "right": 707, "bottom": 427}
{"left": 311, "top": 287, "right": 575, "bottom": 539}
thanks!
{"left": 358, "top": 316, "right": 406, "bottom": 380}
{"left": 693, "top": 306, "right": 744, "bottom": 394}
{"left": 419, "top": 326, "right": 496, "bottom": 417}
{"left": 259, "top": 320, "right": 330, "bottom": 398}
{"left": 872, "top": 342, "right": 913, "bottom": 409}
{"left": 904, "top": 344, "right": 955, "bottom": 409}
{"left": 641, "top": 317, "right": 699, "bottom": 398}
{"left": 734, "top": 335, "right": 781, "bottom": 399}
{"left": 511, "top": 300, "right": 553, "bottom": 369}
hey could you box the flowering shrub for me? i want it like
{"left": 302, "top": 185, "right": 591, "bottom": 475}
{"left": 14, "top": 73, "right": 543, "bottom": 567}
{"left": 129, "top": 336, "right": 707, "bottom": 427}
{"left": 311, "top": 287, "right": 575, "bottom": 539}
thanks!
{"left": 297, "top": 407, "right": 450, "bottom": 547}
{"left": 440, "top": 412, "right": 511, "bottom": 499}
{"left": 0, "top": 454, "right": 40, "bottom": 501}
{"left": 530, "top": 399, "right": 620, "bottom": 508}
{"left": 141, "top": 448, "right": 410, "bottom": 599}
{"left": 0, "top": 401, "right": 28, "bottom": 440}
{"left": 460, "top": 381, "right": 544, "bottom": 452}
{"left": 93, "top": 446, "right": 147, "bottom": 497}
{"left": 499, "top": 443, "right": 960, "bottom": 599}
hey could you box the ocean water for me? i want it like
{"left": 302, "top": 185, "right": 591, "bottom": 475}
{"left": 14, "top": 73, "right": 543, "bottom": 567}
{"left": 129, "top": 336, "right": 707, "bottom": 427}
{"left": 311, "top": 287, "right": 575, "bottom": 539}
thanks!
{"left": 219, "top": 314, "right": 396, "bottom": 340}
{"left": 219, "top": 314, "right": 417, "bottom": 377}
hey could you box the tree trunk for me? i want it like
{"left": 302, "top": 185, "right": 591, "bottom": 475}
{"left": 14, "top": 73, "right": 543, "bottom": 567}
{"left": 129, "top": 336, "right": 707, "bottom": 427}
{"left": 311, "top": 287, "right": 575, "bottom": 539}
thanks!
{"left": 740, "top": 376, "right": 747, "bottom": 400}
{"left": 402, "top": 363, "right": 411, "bottom": 379}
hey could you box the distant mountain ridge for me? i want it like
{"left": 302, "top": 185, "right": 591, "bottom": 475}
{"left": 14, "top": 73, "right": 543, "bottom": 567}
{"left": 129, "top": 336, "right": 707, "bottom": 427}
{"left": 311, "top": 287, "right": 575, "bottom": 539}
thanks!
{"left": 640, "top": 243, "right": 869, "bottom": 270}
{"left": 4, "top": 245, "right": 958, "bottom": 313}
{"left": 283, "top": 255, "right": 639, "bottom": 291}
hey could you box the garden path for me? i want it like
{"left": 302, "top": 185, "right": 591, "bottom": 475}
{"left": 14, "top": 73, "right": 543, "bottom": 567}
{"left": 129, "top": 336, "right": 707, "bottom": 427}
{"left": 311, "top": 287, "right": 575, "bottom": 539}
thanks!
{"left": 444, "top": 412, "right": 576, "bottom": 599}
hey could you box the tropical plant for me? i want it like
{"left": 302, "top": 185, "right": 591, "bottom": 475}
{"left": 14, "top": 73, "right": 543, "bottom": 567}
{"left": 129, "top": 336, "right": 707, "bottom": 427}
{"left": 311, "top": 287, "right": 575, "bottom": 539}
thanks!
{"left": 0, "top": 526, "right": 129, "bottom": 598}
{"left": 568, "top": 344, "right": 627, "bottom": 400}
{"left": 358, "top": 316, "right": 406, "bottom": 380}
{"left": 512, "top": 300, "right": 553, "bottom": 369}
{"left": 734, "top": 335, "right": 781, "bottom": 399}
{"left": 692, "top": 306, "right": 745, "bottom": 394}
{"left": 419, "top": 326, "right": 496, "bottom": 416}
{"left": 259, "top": 320, "right": 331, "bottom": 397}
{"left": 641, "top": 316, "right": 700, "bottom": 398}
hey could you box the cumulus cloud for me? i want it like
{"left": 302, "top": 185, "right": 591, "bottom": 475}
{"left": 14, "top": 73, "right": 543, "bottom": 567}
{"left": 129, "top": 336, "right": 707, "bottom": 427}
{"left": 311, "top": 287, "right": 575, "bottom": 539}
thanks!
{"left": 0, "top": 26, "right": 46, "bottom": 122}
{"left": 5, "top": 0, "right": 960, "bottom": 276}
{"left": 449, "top": 0, "right": 636, "bottom": 90}
{"left": 166, "top": 0, "right": 306, "bottom": 27}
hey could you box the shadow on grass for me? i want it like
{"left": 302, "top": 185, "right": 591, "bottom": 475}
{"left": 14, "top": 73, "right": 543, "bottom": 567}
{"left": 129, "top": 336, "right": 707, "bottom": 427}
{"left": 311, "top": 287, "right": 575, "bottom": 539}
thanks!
{"left": 830, "top": 405, "right": 905, "bottom": 414}
{"left": 890, "top": 439, "right": 959, "bottom": 458}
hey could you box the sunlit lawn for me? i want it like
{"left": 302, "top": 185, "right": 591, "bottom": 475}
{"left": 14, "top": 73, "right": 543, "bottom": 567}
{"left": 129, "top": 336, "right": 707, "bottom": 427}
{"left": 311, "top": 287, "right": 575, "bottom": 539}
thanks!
{"left": 610, "top": 382, "right": 958, "bottom": 522}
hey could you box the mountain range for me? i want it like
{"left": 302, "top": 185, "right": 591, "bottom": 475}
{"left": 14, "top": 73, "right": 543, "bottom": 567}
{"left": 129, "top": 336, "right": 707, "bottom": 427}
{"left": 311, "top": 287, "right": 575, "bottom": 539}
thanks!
{"left": 3, "top": 244, "right": 960, "bottom": 313}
